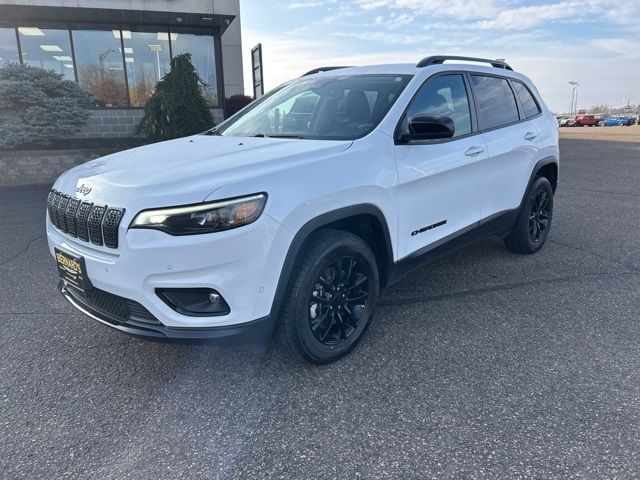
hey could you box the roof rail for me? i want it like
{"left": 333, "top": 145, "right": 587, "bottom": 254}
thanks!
{"left": 302, "top": 66, "right": 353, "bottom": 76}
{"left": 417, "top": 55, "right": 513, "bottom": 71}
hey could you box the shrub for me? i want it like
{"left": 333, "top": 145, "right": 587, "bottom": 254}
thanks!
{"left": 0, "top": 63, "right": 93, "bottom": 148}
{"left": 225, "top": 94, "right": 254, "bottom": 117}
{"left": 136, "top": 53, "right": 213, "bottom": 141}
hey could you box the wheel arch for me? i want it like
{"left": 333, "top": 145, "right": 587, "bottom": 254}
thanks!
{"left": 269, "top": 205, "right": 394, "bottom": 319}
{"left": 521, "top": 157, "right": 559, "bottom": 210}
{"left": 536, "top": 160, "right": 558, "bottom": 193}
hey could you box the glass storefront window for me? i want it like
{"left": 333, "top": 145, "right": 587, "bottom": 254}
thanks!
{"left": 171, "top": 30, "right": 219, "bottom": 106}
{"left": 5, "top": 24, "right": 221, "bottom": 109}
{"left": 18, "top": 27, "right": 75, "bottom": 80}
{"left": 0, "top": 28, "right": 20, "bottom": 65}
{"left": 72, "top": 28, "right": 128, "bottom": 107}
{"left": 121, "top": 28, "right": 172, "bottom": 107}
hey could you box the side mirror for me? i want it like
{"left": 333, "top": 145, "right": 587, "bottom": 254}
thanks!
{"left": 401, "top": 114, "right": 455, "bottom": 141}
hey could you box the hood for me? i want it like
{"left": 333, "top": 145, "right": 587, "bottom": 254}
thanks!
{"left": 54, "top": 135, "right": 352, "bottom": 208}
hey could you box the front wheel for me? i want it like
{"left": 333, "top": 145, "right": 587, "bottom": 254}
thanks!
{"left": 278, "top": 229, "right": 379, "bottom": 364}
{"left": 504, "top": 176, "right": 554, "bottom": 254}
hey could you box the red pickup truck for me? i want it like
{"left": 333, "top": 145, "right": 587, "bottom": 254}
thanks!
{"left": 571, "top": 114, "right": 600, "bottom": 127}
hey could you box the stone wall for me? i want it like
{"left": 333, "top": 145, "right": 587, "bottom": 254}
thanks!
{"left": 74, "top": 108, "right": 224, "bottom": 139}
{"left": 1, "top": 108, "right": 226, "bottom": 186}
{"left": 0, "top": 148, "right": 120, "bottom": 186}
{"left": 75, "top": 110, "right": 145, "bottom": 139}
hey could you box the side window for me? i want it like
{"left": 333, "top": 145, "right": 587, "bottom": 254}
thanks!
{"left": 512, "top": 81, "right": 541, "bottom": 118}
{"left": 403, "top": 74, "right": 472, "bottom": 138}
{"left": 470, "top": 75, "right": 519, "bottom": 130}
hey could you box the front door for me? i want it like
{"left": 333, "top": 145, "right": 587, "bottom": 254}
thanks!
{"left": 394, "top": 74, "right": 486, "bottom": 260}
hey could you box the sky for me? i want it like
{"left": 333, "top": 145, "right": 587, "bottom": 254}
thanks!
{"left": 239, "top": 0, "right": 640, "bottom": 113}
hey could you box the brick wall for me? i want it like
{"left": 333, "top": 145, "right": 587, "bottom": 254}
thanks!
{"left": 74, "top": 108, "right": 224, "bottom": 139}
{"left": 74, "top": 110, "right": 145, "bottom": 139}
{"left": 1, "top": 108, "right": 227, "bottom": 186}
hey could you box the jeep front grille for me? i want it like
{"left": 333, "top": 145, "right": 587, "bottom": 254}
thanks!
{"left": 48, "top": 189, "right": 125, "bottom": 249}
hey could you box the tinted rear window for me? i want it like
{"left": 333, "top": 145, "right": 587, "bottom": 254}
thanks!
{"left": 470, "top": 75, "right": 519, "bottom": 130}
{"left": 512, "top": 81, "right": 541, "bottom": 118}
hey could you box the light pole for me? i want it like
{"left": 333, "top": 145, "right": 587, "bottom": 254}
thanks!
{"left": 626, "top": 97, "right": 635, "bottom": 114}
{"left": 568, "top": 81, "right": 579, "bottom": 116}
{"left": 148, "top": 44, "right": 163, "bottom": 81}
{"left": 99, "top": 48, "right": 117, "bottom": 82}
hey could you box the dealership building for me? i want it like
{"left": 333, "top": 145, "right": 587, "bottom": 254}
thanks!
{"left": 0, "top": 0, "right": 244, "bottom": 138}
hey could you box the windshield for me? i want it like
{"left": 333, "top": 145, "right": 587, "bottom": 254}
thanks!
{"left": 216, "top": 74, "right": 413, "bottom": 140}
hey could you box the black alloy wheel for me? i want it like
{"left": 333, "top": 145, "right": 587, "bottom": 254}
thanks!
{"left": 504, "top": 175, "right": 554, "bottom": 254}
{"left": 279, "top": 229, "right": 379, "bottom": 364}
{"left": 529, "top": 189, "right": 550, "bottom": 243}
{"left": 308, "top": 256, "right": 369, "bottom": 346}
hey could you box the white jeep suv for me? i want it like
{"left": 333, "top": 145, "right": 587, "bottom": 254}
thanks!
{"left": 47, "top": 56, "right": 559, "bottom": 363}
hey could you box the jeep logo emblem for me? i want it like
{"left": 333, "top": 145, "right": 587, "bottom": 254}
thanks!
{"left": 76, "top": 184, "right": 92, "bottom": 196}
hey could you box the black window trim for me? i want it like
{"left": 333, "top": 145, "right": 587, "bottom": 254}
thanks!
{"left": 467, "top": 72, "right": 523, "bottom": 133}
{"left": 508, "top": 78, "right": 542, "bottom": 120}
{"left": 466, "top": 72, "right": 543, "bottom": 134}
{"left": 393, "top": 70, "right": 480, "bottom": 146}
{"left": 13, "top": 25, "right": 22, "bottom": 65}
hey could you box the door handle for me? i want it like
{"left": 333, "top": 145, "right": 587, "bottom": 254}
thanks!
{"left": 464, "top": 146, "right": 485, "bottom": 157}
{"left": 524, "top": 131, "right": 538, "bottom": 141}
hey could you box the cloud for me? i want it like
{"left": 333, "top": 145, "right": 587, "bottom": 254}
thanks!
{"left": 473, "top": 1, "right": 590, "bottom": 30}
{"left": 386, "top": 12, "right": 414, "bottom": 29}
{"left": 391, "top": 0, "right": 497, "bottom": 19}
{"left": 333, "top": 30, "right": 432, "bottom": 44}
{"left": 355, "top": 0, "right": 394, "bottom": 10}
{"left": 288, "top": 1, "right": 326, "bottom": 8}
{"left": 241, "top": 0, "right": 640, "bottom": 112}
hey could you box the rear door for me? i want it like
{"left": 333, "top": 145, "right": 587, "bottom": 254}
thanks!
{"left": 394, "top": 73, "right": 487, "bottom": 259}
{"left": 469, "top": 74, "right": 542, "bottom": 220}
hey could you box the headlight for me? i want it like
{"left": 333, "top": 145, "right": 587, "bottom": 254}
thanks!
{"left": 130, "top": 193, "right": 267, "bottom": 235}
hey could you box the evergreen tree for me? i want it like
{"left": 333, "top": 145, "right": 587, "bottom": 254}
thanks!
{"left": 0, "top": 63, "right": 92, "bottom": 148}
{"left": 136, "top": 53, "right": 213, "bottom": 141}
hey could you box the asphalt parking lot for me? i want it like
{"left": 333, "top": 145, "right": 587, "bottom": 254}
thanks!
{"left": 1, "top": 134, "right": 639, "bottom": 479}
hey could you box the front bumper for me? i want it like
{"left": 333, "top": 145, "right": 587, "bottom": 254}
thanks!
{"left": 47, "top": 212, "right": 294, "bottom": 331}
{"left": 59, "top": 280, "right": 275, "bottom": 344}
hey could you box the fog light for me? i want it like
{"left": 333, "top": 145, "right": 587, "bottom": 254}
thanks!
{"left": 157, "top": 288, "right": 230, "bottom": 316}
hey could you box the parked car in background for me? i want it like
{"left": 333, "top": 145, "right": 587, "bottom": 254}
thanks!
{"left": 598, "top": 116, "right": 631, "bottom": 127}
{"left": 572, "top": 114, "right": 599, "bottom": 127}
{"left": 557, "top": 116, "right": 571, "bottom": 127}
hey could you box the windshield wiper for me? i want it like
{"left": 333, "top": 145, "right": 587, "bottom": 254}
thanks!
{"left": 265, "top": 134, "right": 306, "bottom": 139}
{"left": 204, "top": 127, "right": 221, "bottom": 136}
{"left": 251, "top": 133, "right": 306, "bottom": 139}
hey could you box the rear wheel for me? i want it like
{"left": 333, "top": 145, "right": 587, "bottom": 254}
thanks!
{"left": 504, "top": 176, "right": 554, "bottom": 254}
{"left": 278, "top": 229, "right": 379, "bottom": 364}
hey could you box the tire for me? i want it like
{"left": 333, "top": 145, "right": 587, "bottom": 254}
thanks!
{"left": 278, "top": 229, "right": 379, "bottom": 364}
{"left": 504, "top": 176, "right": 554, "bottom": 254}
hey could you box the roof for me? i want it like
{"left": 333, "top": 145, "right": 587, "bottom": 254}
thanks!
{"left": 303, "top": 62, "right": 531, "bottom": 85}
{"left": 303, "top": 56, "right": 517, "bottom": 78}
